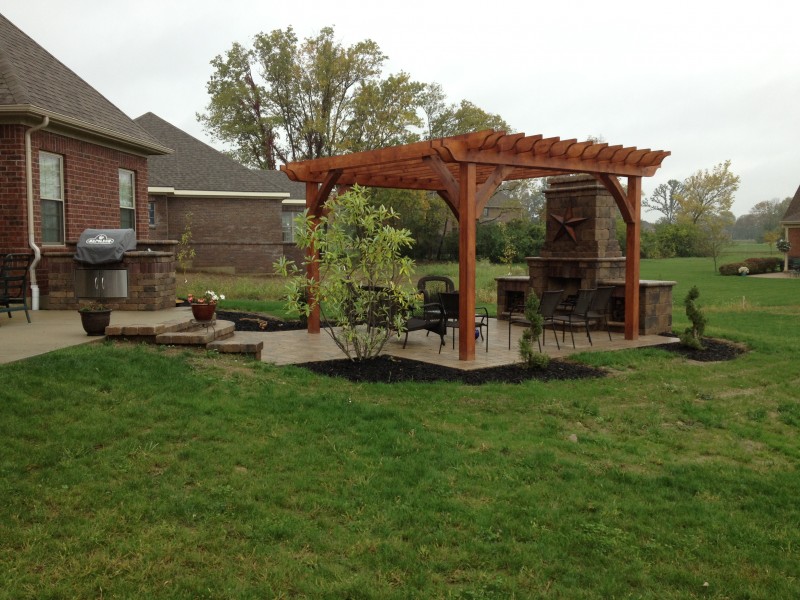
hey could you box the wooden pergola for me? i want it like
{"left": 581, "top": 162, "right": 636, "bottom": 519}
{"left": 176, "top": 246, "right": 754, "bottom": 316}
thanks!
{"left": 281, "top": 129, "right": 669, "bottom": 361}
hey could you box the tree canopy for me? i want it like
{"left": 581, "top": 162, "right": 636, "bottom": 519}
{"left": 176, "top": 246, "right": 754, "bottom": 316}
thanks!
{"left": 198, "top": 26, "right": 511, "bottom": 169}
{"left": 677, "top": 160, "right": 740, "bottom": 224}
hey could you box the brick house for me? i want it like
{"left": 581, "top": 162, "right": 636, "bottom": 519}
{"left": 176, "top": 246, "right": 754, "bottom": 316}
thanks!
{"left": 780, "top": 184, "right": 800, "bottom": 264}
{"left": 478, "top": 191, "right": 525, "bottom": 224}
{"left": 135, "top": 113, "right": 306, "bottom": 274}
{"left": 0, "top": 13, "right": 171, "bottom": 307}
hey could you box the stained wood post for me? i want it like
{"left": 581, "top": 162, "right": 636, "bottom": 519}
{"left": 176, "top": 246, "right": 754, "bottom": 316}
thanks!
{"left": 306, "top": 182, "right": 321, "bottom": 334}
{"left": 458, "top": 163, "right": 477, "bottom": 360}
{"left": 625, "top": 177, "right": 641, "bottom": 340}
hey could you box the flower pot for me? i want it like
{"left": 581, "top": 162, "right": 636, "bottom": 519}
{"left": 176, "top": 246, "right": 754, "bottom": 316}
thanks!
{"left": 79, "top": 309, "right": 112, "bottom": 336}
{"left": 190, "top": 303, "right": 216, "bottom": 321}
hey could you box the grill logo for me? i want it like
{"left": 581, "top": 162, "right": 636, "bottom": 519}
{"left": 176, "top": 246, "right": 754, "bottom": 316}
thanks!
{"left": 85, "top": 234, "right": 115, "bottom": 245}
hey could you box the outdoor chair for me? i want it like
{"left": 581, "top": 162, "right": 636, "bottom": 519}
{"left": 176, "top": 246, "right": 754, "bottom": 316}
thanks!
{"left": 551, "top": 288, "right": 596, "bottom": 348}
{"left": 586, "top": 286, "right": 615, "bottom": 341}
{"left": 507, "top": 289, "right": 563, "bottom": 351}
{"left": 1, "top": 253, "right": 33, "bottom": 323}
{"left": 439, "top": 291, "right": 489, "bottom": 352}
{"left": 417, "top": 275, "right": 455, "bottom": 304}
{"left": 402, "top": 301, "right": 446, "bottom": 353}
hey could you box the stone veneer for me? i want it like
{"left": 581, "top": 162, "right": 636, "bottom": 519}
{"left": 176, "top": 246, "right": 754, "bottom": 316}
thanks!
{"left": 42, "top": 240, "right": 177, "bottom": 310}
{"left": 496, "top": 174, "right": 676, "bottom": 335}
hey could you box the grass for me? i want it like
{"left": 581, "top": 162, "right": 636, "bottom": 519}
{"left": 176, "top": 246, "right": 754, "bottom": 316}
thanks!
{"left": 2, "top": 248, "right": 799, "bottom": 597}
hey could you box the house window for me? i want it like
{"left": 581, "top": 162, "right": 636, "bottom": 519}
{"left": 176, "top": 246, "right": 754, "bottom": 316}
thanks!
{"left": 119, "top": 169, "right": 135, "bottom": 229}
{"left": 148, "top": 201, "right": 156, "bottom": 226}
{"left": 282, "top": 209, "right": 303, "bottom": 243}
{"left": 39, "top": 152, "right": 65, "bottom": 244}
{"left": 483, "top": 208, "right": 489, "bottom": 217}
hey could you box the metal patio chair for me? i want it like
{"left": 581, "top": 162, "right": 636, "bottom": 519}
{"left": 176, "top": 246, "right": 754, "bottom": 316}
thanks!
{"left": 551, "top": 288, "right": 596, "bottom": 348}
{"left": 508, "top": 289, "right": 563, "bottom": 351}
{"left": 439, "top": 291, "right": 489, "bottom": 352}
{"left": 1, "top": 253, "right": 33, "bottom": 323}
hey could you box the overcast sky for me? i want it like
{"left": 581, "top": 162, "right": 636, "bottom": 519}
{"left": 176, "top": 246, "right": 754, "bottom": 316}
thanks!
{"left": 2, "top": 0, "right": 798, "bottom": 219}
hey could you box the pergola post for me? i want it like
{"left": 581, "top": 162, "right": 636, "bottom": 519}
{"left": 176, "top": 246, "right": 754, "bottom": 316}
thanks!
{"left": 305, "top": 181, "right": 321, "bottom": 334}
{"left": 458, "top": 162, "right": 477, "bottom": 360}
{"left": 624, "top": 176, "right": 642, "bottom": 340}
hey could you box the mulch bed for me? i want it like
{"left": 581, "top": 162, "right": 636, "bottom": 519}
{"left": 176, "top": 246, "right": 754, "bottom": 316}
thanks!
{"left": 217, "top": 311, "right": 746, "bottom": 384}
{"left": 298, "top": 355, "right": 605, "bottom": 385}
{"left": 643, "top": 336, "right": 747, "bottom": 362}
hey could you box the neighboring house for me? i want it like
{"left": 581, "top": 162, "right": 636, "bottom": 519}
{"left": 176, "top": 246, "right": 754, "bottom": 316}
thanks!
{"left": 780, "top": 184, "right": 800, "bottom": 262}
{"left": 479, "top": 191, "right": 525, "bottom": 224}
{"left": 135, "top": 113, "right": 306, "bottom": 274}
{"left": 0, "top": 13, "right": 170, "bottom": 304}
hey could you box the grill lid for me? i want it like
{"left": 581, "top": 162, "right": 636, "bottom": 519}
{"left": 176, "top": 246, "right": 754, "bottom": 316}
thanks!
{"left": 74, "top": 229, "right": 136, "bottom": 265}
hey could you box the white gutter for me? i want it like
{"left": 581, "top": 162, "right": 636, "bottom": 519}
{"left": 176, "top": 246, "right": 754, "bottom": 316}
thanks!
{"left": 25, "top": 115, "right": 50, "bottom": 310}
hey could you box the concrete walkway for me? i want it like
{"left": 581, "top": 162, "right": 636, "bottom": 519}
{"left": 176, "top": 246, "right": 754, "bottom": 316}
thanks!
{"left": 0, "top": 307, "right": 677, "bottom": 368}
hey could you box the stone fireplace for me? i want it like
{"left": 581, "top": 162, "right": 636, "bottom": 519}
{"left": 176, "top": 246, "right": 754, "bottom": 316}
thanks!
{"left": 496, "top": 174, "right": 676, "bottom": 334}
{"left": 528, "top": 174, "right": 625, "bottom": 296}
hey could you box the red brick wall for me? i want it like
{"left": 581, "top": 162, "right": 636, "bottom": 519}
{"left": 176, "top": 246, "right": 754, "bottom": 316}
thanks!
{"left": 165, "top": 196, "right": 285, "bottom": 274}
{"left": 1, "top": 126, "right": 152, "bottom": 296}
{"left": 33, "top": 130, "right": 150, "bottom": 240}
{"left": 0, "top": 125, "right": 30, "bottom": 253}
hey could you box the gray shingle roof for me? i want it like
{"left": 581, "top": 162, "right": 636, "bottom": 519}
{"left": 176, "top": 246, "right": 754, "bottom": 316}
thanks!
{"left": 0, "top": 12, "right": 166, "bottom": 153}
{"left": 781, "top": 184, "right": 800, "bottom": 224}
{"left": 135, "top": 112, "right": 300, "bottom": 196}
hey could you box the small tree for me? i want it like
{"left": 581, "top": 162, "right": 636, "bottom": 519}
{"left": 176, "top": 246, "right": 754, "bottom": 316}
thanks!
{"left": 679, "top": 286, "right": 706, "bottom": 350}
{"left": 518, "top": 290, "right": 550, "bottom": 369}
{"left": 274, "top": 185, "right": 417, "bottom": 361}
{"left": 176, "top": 212, "right": 196, "bottom": 284}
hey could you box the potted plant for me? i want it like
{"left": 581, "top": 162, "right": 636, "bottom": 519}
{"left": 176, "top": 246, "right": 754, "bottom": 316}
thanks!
{"left": 187, "top": 290, "right": 224, "bottom": 321}
{"left": 78, "top": 301, "right": 112, "bottom": 336}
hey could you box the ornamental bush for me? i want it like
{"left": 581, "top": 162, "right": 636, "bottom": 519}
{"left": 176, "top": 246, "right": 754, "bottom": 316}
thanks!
{"left": 274, "top": 185, "right": 418, "bottom": 361}
{"left": 518, "top": 290, "right": 550, "bottom": 369}
{"left": 679, "top": 286, "right": 706, "bottom": 350}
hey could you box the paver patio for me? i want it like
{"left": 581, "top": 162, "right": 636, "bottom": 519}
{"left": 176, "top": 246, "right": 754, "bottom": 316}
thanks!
{"left": 0, "top": 308, "right": 677, "bottom": 368}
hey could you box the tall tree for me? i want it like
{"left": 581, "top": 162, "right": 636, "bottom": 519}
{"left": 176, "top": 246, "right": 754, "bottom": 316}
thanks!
{"left": 198, "top": 42, "right": 280, "bottom": 169}
{"left": 643, "top": 179, "right": 683, "bottom": 224}
{"left": 199, "top": 26, "right": 422, "bottom": 167}
{"left": 677, "top": 160, "right": 740, "bottom": 224}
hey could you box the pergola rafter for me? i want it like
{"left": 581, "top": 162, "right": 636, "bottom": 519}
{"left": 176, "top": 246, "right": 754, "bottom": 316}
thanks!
{"left": 283, "top": 129, "right": 669, "bottom": 361}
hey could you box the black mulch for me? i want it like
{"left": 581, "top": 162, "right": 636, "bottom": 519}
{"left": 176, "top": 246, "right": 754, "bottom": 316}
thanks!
{"left": 298, "top": 355, "right": 605, "bottom": 385}
{"left": 218, "top": 311, "right": 746, "bottom": 384}
{"left": 643, "top": 336, "right": 747, "bottom": 362}
{"left": 216, "top": 310, "right": 307, "bottom": 332}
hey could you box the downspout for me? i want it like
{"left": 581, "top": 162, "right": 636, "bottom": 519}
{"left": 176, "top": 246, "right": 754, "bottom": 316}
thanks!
{"left": 25, "top": 115, "right": 49, "bottom": 310}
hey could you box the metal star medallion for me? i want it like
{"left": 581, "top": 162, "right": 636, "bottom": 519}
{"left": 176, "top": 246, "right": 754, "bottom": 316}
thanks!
{"left": 551, "top": 207, "right": 588, "bottom": 243}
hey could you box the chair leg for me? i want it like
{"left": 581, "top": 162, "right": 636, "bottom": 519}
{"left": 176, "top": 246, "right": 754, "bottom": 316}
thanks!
{"left": 403, "top": 331, "right": 410, "bottom": 349}
{"left": 550, "top": 322, "right": 560, "bottom": 350}
{"left": 585, "top": 321, "right": 593, "bottom": 346}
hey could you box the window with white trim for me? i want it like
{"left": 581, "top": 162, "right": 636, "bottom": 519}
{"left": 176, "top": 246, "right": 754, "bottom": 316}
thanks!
{"left": 119, "top": 169, "right": 135, "bottom": 229}
{"left": 148, "top": 201, "right": 156, "bottom": 226}
{"left": 282, "top": 209, "right": 303, "bottom": 243}
{"left": 39, "top": 152, "right": 65, "bottom": 244}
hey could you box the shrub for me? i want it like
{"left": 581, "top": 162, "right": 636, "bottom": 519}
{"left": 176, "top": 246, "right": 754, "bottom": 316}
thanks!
{"left": 719, "top": 262, "right": 746, "bottom": 276}
{"left": 679, "top": 286, "right": 706, "bottom": 350}
{"left": 719, "top": 257, "right": 782, "bottom": 275}
{"left": 274, "top": 185, "right": 417, "bottom": 361}
{"left": 518, "top": 290, "right": 550, "bottom": 369}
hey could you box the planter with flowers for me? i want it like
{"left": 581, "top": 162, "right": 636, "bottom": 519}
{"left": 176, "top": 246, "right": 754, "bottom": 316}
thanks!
{"left": 738, "top": 266, "right": 749, "bottom": 277}
{"left": 78, "top": 301, "right": 112, "bottom": 336}
{"left": 187, "top": 290, "right": 225, "bottom": 321}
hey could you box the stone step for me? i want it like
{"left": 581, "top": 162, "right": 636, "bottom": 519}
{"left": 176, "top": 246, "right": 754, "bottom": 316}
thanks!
{"left": 155, "top": 320, "right": 235, "bottom": 346}
{"left": 208, "top": 333, "right": 264, "bottom": 360}
{"left": 105, "top": 315, "right": 197, "bottom": 338}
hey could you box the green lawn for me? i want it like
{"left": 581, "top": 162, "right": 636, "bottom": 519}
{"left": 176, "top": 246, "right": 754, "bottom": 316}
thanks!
{"left": 2, "top": 252, "right": 799, "bottom": 598}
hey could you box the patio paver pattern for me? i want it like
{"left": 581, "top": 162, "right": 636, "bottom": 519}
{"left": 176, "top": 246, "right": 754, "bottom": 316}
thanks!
{"left": 0, "top": 308, "right": 677, "bottom": 368}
